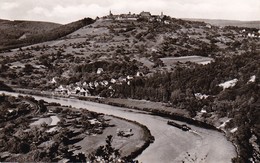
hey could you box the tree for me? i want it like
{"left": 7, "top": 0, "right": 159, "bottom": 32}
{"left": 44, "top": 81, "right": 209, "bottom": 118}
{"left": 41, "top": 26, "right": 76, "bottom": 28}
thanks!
{"left": 19, "top": 141, "right": 30, "bottom": 153}
{"left": 23, "top": 64, "right": 34, "bottom": 74}
{"left": 89, "top": 135, "right": 120, "bottom": 162}
{"left": 38, "top": 100, "right": 47, "bottom": 113}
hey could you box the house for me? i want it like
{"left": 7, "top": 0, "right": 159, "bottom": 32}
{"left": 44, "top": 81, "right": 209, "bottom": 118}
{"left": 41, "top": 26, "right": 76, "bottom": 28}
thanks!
{"left": 127, "top": 75, "right": 133, "bottom": 80}
{"left": 206, "top": 24, "right": 212, "bottom": 29}
{"left": 75, "top": 86, "right": 90, "bottom": 96}
{"left": 110, "top": 78, "right": 116, "bottom": 83}
{"left": 55, "top": 85, "right": 68, "bottom": 94}
{"left": 79, "top": 88, "right": 90, "bottom": 96}
{"left": 97, "top": 68, "right": 104, "bottom": 74}
{"left": 89, "top": 82, "right": 94, "bottom": 89}
{"left": 83, "top": 82, "right": 87, "bottom": 86}
{"left": 136, "top": 72, "right": 144, "bottom": 77}
{"left": 75, "top": 86, "right": 81, "bottom": 94}
{"left": 102, "top": 80, "right": 109, "bottom": 86}
{"left": 164, "top": 20, "right": 170, "bottom": 24}
{"left": 248, "top": 33, "right": 255, "bottom": 38}
{"left": 118, "top": 77, "right": 127, "bottom": 82}
{"left": 50, "top": 77, "right": 57, "bottom": 84}
{"left": 94, "top": 81, "right": 99, "bottom": 87}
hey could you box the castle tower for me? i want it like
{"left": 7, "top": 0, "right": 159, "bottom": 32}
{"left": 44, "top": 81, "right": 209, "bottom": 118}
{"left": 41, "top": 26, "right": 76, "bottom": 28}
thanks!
{"left": 109, "top": 10, "right": 113, "bottom": 16}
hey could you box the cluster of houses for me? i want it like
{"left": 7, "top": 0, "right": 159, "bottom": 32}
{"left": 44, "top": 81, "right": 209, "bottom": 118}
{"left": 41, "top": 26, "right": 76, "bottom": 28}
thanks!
{"left": 247, "top": 32, "right": 260, "bottom": 38}
{"left": 241, "top": 29, "right": 260, "bottom": 38}
{"left": 53, "top": 68, "right": 144, "bottom": 97}
{"left": 103, "top": 10, "right": 169, "bottom": 23}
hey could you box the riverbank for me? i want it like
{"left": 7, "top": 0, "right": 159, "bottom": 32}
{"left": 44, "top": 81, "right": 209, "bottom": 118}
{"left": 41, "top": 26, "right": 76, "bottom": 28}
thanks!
{"left": 98, "top": 97, "right": 239, "bottom": 160}
{"left": 3, "top": 88, "right": 237, "bottom": 162}
{"left": 99, "top": 98, "right": 222, "bottom": 131}
{"left": 13, "top": 88, "right": 221, "bottom": 130}
{"left": 0, "top": 89, "right": 154, "bottom": 161}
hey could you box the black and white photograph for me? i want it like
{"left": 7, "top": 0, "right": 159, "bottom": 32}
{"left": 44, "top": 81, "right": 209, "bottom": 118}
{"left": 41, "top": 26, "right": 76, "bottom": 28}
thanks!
{"left": 0, "top": 0, "right": 259, "bottom": 162}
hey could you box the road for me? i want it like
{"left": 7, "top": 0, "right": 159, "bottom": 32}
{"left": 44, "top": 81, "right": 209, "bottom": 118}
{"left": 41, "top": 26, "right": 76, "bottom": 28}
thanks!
{"left": 0, "top": 91, "right": 236, "bottom": 163}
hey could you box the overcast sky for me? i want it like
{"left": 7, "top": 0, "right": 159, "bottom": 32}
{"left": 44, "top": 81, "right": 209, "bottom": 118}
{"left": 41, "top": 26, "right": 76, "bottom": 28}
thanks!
{"left": 1, "top": 0, "right": 260, "bottom": 24}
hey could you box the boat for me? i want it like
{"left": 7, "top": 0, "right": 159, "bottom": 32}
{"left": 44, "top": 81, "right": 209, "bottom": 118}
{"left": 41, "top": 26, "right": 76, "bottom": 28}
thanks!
{"left": 167, "top": 121, "right": 191, "bottom": 131}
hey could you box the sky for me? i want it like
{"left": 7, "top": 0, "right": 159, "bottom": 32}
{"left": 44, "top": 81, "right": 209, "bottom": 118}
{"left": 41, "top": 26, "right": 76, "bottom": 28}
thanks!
{"left": 1, "top": 0, "right": 260, "bottom": 24}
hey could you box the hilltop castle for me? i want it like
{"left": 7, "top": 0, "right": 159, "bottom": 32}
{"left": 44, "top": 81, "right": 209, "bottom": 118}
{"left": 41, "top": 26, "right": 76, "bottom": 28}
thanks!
{"left": 104, "top": 10, "right": 165, "bottom": 21}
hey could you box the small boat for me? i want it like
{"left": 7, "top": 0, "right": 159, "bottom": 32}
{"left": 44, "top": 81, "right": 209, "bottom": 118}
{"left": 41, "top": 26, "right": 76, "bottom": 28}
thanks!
{"left": 167, "top": 121, "right": 191, "bottom": 131}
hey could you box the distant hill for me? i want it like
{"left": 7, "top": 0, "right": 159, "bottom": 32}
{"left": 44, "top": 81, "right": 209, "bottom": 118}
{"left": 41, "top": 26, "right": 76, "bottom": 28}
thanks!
{"left": 0, "top": 19, "right": 61, "bottom": 50}
{"left": 0, "top": 18, "right": 94, "bottom": 51}
{"left": 0, "top": 19, "right": 8, "bottom": 22}
{"left": 0, "top": 19, "right": 61, "bottom": 31}
{"left": 183, "top": 18, "right": 260, "bottom": 29}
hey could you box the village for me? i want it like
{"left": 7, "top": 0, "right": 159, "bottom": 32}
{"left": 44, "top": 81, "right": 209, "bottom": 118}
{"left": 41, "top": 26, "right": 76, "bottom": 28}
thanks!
{"left": 53, "top": 69, "right": 144, "bottom": 97}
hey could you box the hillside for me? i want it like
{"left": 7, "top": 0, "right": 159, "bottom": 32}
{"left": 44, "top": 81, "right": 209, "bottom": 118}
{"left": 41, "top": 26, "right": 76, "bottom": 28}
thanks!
{"left": 184, "top": 18, "right": 260, "bottom": 28}
{"left": 0, "top": 20, "right": 61, "bottom": 49}
{"left": 0, "top": 18, "right": 94, "bottom": 51}
{"left": 0, "top": 13, "right": 259, "bottom": 162}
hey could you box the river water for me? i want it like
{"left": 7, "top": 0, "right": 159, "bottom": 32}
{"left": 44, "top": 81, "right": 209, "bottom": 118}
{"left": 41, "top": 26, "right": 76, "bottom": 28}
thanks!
{"left": 0, "top": 91, "right": 236, "bottom": 163}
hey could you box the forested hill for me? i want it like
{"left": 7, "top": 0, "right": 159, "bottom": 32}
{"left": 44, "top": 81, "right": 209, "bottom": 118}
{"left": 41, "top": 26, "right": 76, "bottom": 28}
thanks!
{"left": 0, "top": 18, "right": 94, "bottom": 51}
{"left": 0, "top": 20, "right": 61, "bottom": 49}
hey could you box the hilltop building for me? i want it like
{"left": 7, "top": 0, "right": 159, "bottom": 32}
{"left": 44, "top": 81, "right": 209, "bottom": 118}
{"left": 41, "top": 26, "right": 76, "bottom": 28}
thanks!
{"left": 160, "top": 12, "right": 165, "bottom": 19}
{"left": 104, "top": 11, "right": 168, "bottom": 22}
{"left": 140, "top": 11, "right": 151, "bottom": 18}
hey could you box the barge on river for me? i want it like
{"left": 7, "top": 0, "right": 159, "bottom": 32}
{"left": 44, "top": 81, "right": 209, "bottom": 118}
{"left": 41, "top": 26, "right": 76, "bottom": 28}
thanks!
{"left": 167, "top": 121, "right": 191, "bottom": 131}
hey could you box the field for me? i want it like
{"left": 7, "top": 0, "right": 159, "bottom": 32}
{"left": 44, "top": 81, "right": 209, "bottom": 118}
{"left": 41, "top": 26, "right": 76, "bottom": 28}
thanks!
{"left": 160, "top": 55, "right": 214, "bottom": 66}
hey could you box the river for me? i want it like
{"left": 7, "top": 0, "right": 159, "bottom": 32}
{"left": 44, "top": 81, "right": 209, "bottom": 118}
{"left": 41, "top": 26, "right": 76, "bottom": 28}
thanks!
{"left": 0, "top": 91, "right": 236, "bottom": 163}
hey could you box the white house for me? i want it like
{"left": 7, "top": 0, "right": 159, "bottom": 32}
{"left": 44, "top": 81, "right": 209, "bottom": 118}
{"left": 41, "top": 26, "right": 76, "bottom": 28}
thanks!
{"left": 94, "top": 81, "right": 99, "bottom": 87}
{"left": 50, "top": 77, "right": 57, "bottom": 84}
{"left": 103, "top": 80, "right": 109, "bottom": 86}
{"left": 136, "top": 72, "right": 144, "bottom": 77}
{"left": 206, "top": 24, "right": 212, "bottom": 29}
{"left": 110, "top": 78, "right": 116, "bottom": 83}
{"left": 89, "top": 82, "right": 94, "bottom": 89}
{"left": 79, "top": 88, "right": 90, "bottom": 96}
{"left": 97, "top": 68, "right": 104, "bottom": 74}
{"left": 127, "top": 75, "right": 133, "bottom": 80}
